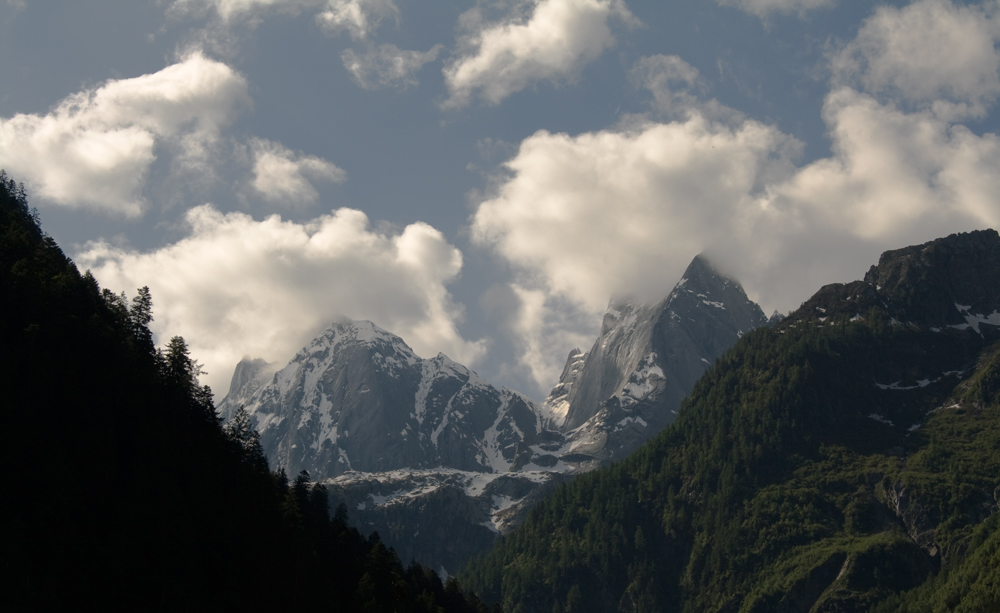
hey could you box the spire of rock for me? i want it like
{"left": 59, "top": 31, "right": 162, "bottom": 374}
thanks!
{"left": 545, "top": 253, "right": 768, "bottom": 462}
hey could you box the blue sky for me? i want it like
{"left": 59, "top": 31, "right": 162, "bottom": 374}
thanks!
{"left": 3, "top": 0, "right": 1000, "bottom": 399}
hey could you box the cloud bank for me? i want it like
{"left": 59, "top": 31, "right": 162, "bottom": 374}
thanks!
{"left": 79, "top": 206, "right": 486, "bottom": 397}
{"left": 472, "top": 0, "right": 1000, "bottom": 391}
{"left": 443, "top": 0, "right": 636, "bottom": 108}
{"left": 0, "top": 53, "right": 249, "bottom": 216}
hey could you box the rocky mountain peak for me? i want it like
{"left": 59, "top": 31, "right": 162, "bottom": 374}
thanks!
{"left": 217, "top": 356, "right": 276, "bottom": 422}
{"left": 549, "top": 253, "right": 768, "bottom": 461}
{"left": 217, "top": 317, "right": 562, "bottom": 480}
{"left": 228, "top": 357, "right": 272, "bottom": 397}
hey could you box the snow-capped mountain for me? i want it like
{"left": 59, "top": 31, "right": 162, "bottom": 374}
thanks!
{"left": 549, "top": 254, "right": 769, "bottom": 463}
{"left": 217, "top": 319, "right": 556, "bottom": 480}
{"left": 217, "top": 255, "right": 766, "bottom": 575}
{"left": 217, "top": 318, "right": 578, "bottom": 575}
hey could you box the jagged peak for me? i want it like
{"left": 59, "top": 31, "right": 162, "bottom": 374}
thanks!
{"left": 676, "top": 253, "right": 739, "bottom": 293}
{"left": 228, "top": 356, "right": 273, "bottom": 393}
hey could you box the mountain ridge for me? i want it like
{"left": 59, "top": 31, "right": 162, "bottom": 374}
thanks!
{"left": 460, "top": 229, "right": 1000, "bottom": 613}
{"left": 218, "top": 318, "right": 557, "bottom": 479}
{"left": 218, "top": 253, "right": 771, "bottom": 576}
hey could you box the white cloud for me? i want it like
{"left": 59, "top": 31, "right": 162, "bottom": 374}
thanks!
{"left": 442, "top": 0, "right": 636, "bottom": 108}
{"left": 472, "top": 15, "right": 1000, "bottom": 391}
{"left": 78, "top": 206, "right": 487, "bottom": 397}
{"left": 831, "top": 0, "right": 1000, "bottom": 120}
{"left": 6, "top": 0, "right": 27, "bottom": 13}
{"left": 341, "top": 43, "right": 443, "bottom": 90}
{"left": 249, "top": 137, "right": 346, "bottom": 204}
{"left": 471, "top": 109, "right": 801, "bottom": 387}
{"left": 0, "top": 53, "right": 249, "bottom": 216}
{"left": 317, "top": 0, "right": 399, "bottom": 39}
{"left": 472, "top": 115, "right": 800, "bottom": 314}
{"left": 715, "top": 0, "right": 833, "bottom": 18}
{"left": 759, "top": 86, "right": 1000, "bottom": 251}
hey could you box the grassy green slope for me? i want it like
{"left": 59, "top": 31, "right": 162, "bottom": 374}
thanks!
{"left": 461, "top": 239, "right": 1000, "bottom": 613}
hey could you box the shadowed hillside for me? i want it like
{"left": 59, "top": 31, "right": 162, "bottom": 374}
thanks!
{"left": 0, "top": 170, "right": 493, "bottom": 612}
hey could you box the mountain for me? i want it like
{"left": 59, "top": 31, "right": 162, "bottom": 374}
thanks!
{"left": 217, "top": 319, "right": 580, "bottom": 574}
{"left": 548, "top": 254, "right": 769, "bottom": 463}
{"left": 460, "top": 230, "right": 1000, "bottom": 613}
{"left": 219, "top": 255, "right": 769, "bottom": 575}
{"left": 218, "top": 319, "right": 561, "bottom": 479}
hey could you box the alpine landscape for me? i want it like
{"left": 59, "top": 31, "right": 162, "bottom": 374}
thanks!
{"left": 215, "top": 253, "right": 771, "bottom": 574}
{"left": 5, "top": 0, "right": 1000, "bottom": 611}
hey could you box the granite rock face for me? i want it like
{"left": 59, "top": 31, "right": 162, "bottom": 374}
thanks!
{"left": 548, "top": 254, "right": 769, "bottom": 463}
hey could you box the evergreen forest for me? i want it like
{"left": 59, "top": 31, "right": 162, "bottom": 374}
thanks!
{"left": 0, "top": 171, "right": 494, "bottom": 612}
{"left": 460, "top": 236, "right": 1000, "bottom": 612}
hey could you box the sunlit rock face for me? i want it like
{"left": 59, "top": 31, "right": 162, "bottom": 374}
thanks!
{"left": 549, "top": 254, "right": 769, "bottom": 463}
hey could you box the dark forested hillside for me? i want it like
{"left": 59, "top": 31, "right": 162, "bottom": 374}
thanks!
{"left": 460, "top": 231, "right": 1000, "bottom": 613}
{"left": 0, "top": 171, "right": 493, "bottom": 612}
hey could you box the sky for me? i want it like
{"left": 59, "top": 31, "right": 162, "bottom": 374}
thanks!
{"left": 3, "top": 0, "right": 1000, "bottom": 401}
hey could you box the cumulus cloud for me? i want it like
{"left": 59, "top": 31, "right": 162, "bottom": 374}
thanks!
{"left": 471, "top": 106, "right": 802, "bottom": 387}
{"left": 442, "top": 0, "right": 636, "bottom": 108}
{"left": 715, "top": 0, "right": 833, "bottom": 18}
{"left": 472, "top": 0, "right": 1000, "bottom": 392}
{"left": 831, "top": 0, "right": 1000, "bottom": 120}
{"left": 249, "top": 137, "right": 346, "bottom": 204}
{"left": 0, "top": 53, "right": 249, "bottom": 216}
{"left": 341, "top": 43, "right": 443, "bottom": 90}
{"left": 78, "top": 206, "right": 486, "bottom": 397}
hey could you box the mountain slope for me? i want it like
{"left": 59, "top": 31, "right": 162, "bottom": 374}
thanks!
{"left": 551, "top": 254, "right": 768, "bottom": 463}
{"left": 461, "top": 230, "right": 1000, "bottom": 613}
{"left": 0, "top": 172, "right": 492, "bottom": 613}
